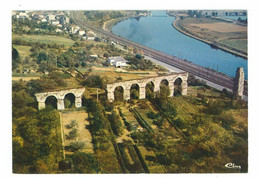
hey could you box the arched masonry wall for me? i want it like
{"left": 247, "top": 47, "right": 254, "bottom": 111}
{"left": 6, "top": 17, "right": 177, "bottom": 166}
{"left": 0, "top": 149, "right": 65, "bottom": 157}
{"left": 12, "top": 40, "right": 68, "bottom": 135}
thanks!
{"left": 106, "top": 72, "right": 188, "bottom": 102}
{"left": 35, "top": 88, "right": 85, "bottom": 110}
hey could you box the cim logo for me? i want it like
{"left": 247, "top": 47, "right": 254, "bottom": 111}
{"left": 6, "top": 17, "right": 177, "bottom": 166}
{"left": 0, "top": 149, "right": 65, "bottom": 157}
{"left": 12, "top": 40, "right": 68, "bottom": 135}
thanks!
{"left": 225, "top": 163, "right": 241, "bottom": 169}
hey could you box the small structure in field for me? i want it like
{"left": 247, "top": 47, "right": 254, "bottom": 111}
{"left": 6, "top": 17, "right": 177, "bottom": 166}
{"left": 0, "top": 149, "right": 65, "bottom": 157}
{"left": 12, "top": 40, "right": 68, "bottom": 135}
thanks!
{"left": 108, "top": 56, "right": 127, "bottom": 67}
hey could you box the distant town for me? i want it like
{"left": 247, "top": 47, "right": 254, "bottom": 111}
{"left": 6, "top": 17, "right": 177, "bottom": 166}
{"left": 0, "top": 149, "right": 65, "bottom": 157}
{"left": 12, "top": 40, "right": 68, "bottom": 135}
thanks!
{"left": 12, "top": 11, "right": 99, "bottom": 40}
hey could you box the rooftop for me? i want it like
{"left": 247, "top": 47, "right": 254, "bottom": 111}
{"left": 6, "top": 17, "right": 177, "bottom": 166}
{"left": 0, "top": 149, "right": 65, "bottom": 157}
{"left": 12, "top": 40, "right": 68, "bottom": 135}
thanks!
{"left": 108, "top": 56, "right": 127, "bottom": 62}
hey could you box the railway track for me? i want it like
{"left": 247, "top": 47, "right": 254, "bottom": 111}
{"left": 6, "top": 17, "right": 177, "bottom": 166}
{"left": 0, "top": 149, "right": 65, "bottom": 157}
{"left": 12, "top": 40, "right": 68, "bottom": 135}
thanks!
{"left": 68, "top": 11, "right": 247, "bottom": 96}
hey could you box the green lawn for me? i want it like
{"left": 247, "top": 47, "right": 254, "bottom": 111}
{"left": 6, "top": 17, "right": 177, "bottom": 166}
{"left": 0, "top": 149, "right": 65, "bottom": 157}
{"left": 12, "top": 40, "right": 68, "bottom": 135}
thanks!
{"left": 138, "top": 146, "right": 166, "bottom": 173}
{"left": 13, "top": 34, "right": 75, "bottom": 46}
{"left": 134, "top": 106, "right": 157, "bottom": 130}
{"left": 13, "top": 44, "right": 31, "bottom": 59}
{"left": 220, "top": 39, "right": 247, "bottom": 53}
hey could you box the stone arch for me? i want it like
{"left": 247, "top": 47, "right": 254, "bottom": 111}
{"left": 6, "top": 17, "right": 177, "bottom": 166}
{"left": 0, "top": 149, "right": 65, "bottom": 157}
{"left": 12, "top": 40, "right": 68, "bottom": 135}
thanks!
{"left": 64, "top": 93, "right": 76, "bottom": 108}
{"left": 173, "top": 77, "right": 183, "bottom": 96}
{"left": 114, "top": 86, "right": 124, "bottom": 101}
{"left": 106, "top": 72, "right": 188, "bottom": 101}
{"left": 35, "top": 88, "right": 85, "bottom": 110}
{"left": 45, "top": 95, "right": 58, "bottom": 109}
{"left": 130, "top": 83, "right": 140, "bottom": 99}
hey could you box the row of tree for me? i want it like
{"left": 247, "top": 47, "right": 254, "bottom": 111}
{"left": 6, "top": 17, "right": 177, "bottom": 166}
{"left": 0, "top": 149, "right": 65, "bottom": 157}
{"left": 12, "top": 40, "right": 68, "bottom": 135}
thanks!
{"left": 12, "top": 81, "right": 63, "bottom": 173}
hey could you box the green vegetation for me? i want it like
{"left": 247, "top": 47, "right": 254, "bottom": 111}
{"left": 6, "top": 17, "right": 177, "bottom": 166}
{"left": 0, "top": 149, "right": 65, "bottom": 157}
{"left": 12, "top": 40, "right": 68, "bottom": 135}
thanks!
{"left": 13, "top": 34, "right": 75, "bottom": 46}
{"left": 220, "top": 39, "right": 247, "bottom": 53}
{"left": 13, "top": 80, "right": 63, "bottom": 173}
{"left": 66, "top": 152, "right": 100, "bottom": 173}
{"left": 85, "top": 99, "right": 122, "bottom": 173}
{"left": 83, "top": 10, "right": 141, "bottom": 28}
{"left": 108, "top": 110, "right": 124, "bottom": 136}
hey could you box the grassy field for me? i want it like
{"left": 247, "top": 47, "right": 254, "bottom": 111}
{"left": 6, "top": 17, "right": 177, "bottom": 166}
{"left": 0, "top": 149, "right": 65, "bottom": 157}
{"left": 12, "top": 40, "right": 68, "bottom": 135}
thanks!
{"left": 220, "top": 39, "right": 247, "bottom": 53}
{"left": 12, "top": 34, "right": 75, "bottom": 46}
{"left": 175, "top": 17, "right": 247, "bottom": 55}
{"left": 134, "top": 105, "right": 158, "bottom": 130}
{"left": 13, "top": 44, "right": 31, "bottom": 59}
{"left": 138, "top": 146, "right": 166, "bottom": 173}
{"left": 60, "top": 111, "right": 94, "bottom": 155}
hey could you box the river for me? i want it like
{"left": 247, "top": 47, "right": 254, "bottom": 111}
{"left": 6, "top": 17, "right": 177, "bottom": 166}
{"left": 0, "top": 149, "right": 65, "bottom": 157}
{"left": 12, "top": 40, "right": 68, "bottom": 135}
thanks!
{"left": 112, "top": 10, "right": 248, "bottom": 80}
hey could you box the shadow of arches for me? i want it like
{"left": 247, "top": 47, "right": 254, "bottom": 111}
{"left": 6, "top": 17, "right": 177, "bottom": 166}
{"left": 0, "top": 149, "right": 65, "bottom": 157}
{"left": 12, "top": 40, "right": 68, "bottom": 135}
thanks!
{"left": 145, "top": 81, "right": 155, "bottom": 99}
{"left": 114, "top": 86, "right": 124, "bottom": 101}
{"left": 160, "top": 79, "right": 170, "bottom": 97}
{"left": 174, "top": 78, "right": 183, "bottom": 96}
{"left": 130, "top": 84, "right": 140, "bottom": 99}
{"left": 45, "top": 95, "right": 57, "bottom": 110}
{"left": 64, "top": 93, "right": 75, "bottom": 108}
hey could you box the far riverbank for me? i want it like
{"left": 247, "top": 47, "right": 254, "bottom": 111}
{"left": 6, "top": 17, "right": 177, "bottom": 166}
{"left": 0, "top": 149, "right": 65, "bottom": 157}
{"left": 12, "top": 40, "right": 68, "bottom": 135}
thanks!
{"left": 171, "top": 16, "right": 248, "bottom": 59}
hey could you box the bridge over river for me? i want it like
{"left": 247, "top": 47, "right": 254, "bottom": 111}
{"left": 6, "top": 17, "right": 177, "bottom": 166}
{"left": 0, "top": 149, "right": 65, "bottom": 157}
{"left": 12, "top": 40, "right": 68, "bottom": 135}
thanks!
{"left": 68, "top": 11, "right": 247, "bottom": 96}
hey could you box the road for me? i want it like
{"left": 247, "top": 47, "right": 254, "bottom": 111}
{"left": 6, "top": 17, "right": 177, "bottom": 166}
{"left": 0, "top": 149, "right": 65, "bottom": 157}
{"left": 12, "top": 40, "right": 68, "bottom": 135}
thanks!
{"left": 68, "top": 11, "right": 247, "bottom": 96}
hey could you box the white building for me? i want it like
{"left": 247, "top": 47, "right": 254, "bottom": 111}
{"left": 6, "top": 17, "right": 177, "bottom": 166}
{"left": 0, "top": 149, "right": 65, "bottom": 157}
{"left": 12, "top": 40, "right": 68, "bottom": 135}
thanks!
{"left": 78, "top": 29, "right": 86, "bottom": 36}
{"left": 17, "top": 12, "right": 29, "bottom": 19}
{"left": 47, "top": 14, "right": 56, "bottom": 21}
{"left": 51, "top": 21, "right": 60, "bottom": 26}
{"left": 90, "top": 55, "right": 98, "bottom": 58}
{"left": 55, "top": 28, "right": 63, "bottom": 33}
{"left": 108, "top": 56, "right": 127, "bottom": 67}
{"left": 70, "top": 25, "right": 80, "bottom": 34}
{"left": 41, "top": 18, "right": 47, "bottom": 22}
{"left": 86, "top": 31, "right": 96, "bottom": 40}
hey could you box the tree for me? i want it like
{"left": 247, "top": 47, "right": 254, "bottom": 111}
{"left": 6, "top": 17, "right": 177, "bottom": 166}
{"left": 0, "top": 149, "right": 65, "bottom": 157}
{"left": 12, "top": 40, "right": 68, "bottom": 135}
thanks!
{"left": 109, "top": 110, "right": 123, "bottom": 136}
{"left": 159, "top": 85, "right": 170, "bottom": 99}
{"left": 12, "top": 47, "right": 20, "bottom": 70}
{"left": 37, "top": 52, "right": 48, "bottom": 64}
{"left": 130, "top": 88, "right": 139, "bottom": 99}
{"left": 70, "top": 152, "right": 100, "bottom": 173}
{"left": 82, "top": 75, "right": 106, "bottom": 89}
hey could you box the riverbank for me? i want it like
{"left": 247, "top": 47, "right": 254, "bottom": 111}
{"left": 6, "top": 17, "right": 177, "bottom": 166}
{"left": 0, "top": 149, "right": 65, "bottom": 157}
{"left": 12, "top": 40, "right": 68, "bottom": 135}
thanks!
{"left": 172, "top": 16, "right": 248, "bottom": 59}
{"left": 103, "top": 15, "right": 150, "bottom": 32}
{"left": 103, "top": 15, "right": 140, "bottom": 32}
{"left": 103, "top": 17, "right": 130, "bottom": 32}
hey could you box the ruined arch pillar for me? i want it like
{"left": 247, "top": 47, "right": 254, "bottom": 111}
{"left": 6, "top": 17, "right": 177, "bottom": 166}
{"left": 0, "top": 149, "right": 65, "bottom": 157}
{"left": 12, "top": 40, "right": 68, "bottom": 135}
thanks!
{"left": 139, "top": 86, "right": 146, "bottom": 99}
{"left": 169, "top": 83, "right": 174, "bottom": 97}
{"left": 154, "top": 82, "right": 160, "bottom": 93}
{"left": 57, "top": 99, "right": 65, "bottom": 110}
{"left": 38, "top": 102, "right": 45, "bottom": 110}
{"left": 181, "top": 80, "right": 188, "bottom": 95}
{"left": 107, "top": 91, "right": 114, "bottom": 102}
{"left": 75, "top": 96, "right": 82, "bottom": 108}
{"left": 124, "top": 86, "right": 131, "bottom": 100}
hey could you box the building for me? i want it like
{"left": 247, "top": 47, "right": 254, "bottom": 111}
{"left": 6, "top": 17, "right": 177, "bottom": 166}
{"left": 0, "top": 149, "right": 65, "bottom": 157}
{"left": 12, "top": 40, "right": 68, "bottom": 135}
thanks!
{"left": 41, "top": 18, "right": 47, "bottom": 22}
{"left": 51, "top": 20, "right": 60, "bottom": 26}
{"left": 17, "top": 12, "right": 29, "bottom": 19}
{"left": 55, "top": 28, "right": 63, "bottom": 33}
{"left": 47, "top": 14, "right": 56, "bottom": 21}
{"left": 70, "top": 25, "right": 80, "bottom": 34}
{"left": 78, "top": 29, "right": 86, "bottom": 36}
{"left": 108, "top": 56, "right": 127, "bottom": 67}
{"left": 60, "top": 16, "right": 70, "bottom": 25}
{"left": 90, "top": 55, "right": 98, "bottom": 58}
{"left": 85, "top": 31, "right": 95, "bottom": 40}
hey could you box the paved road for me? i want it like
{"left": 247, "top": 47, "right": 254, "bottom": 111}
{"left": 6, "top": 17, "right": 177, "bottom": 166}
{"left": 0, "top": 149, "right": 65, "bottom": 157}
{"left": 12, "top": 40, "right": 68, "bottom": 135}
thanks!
{"left": 68, "top": 11, "right": 247, "bottom": 96}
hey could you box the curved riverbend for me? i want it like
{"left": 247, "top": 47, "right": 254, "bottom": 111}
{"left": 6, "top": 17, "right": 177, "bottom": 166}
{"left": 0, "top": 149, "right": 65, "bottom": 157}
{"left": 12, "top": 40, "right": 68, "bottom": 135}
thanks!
{"left": 172, "top": 16, "right": 247, "bottom": 59}
{"left": 112, "top": 10, "right": 248, "bottom": 80}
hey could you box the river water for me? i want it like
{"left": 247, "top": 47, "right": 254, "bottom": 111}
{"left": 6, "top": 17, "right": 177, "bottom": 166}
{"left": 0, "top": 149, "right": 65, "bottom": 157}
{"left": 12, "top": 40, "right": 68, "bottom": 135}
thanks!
{"left": 112, "top": 10, "right": 248, "bottom": 80}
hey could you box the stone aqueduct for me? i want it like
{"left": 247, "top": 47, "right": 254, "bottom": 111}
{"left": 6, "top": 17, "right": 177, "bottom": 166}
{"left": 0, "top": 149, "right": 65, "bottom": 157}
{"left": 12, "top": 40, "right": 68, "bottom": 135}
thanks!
{"left": 35, "top": 72, "right": 188, "bottom": 110}
{"left": 35, "top": 88, "right": 85, "bottom": 110}
{"left": 106, "top": 72, "right": 188, "bottom": 102}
